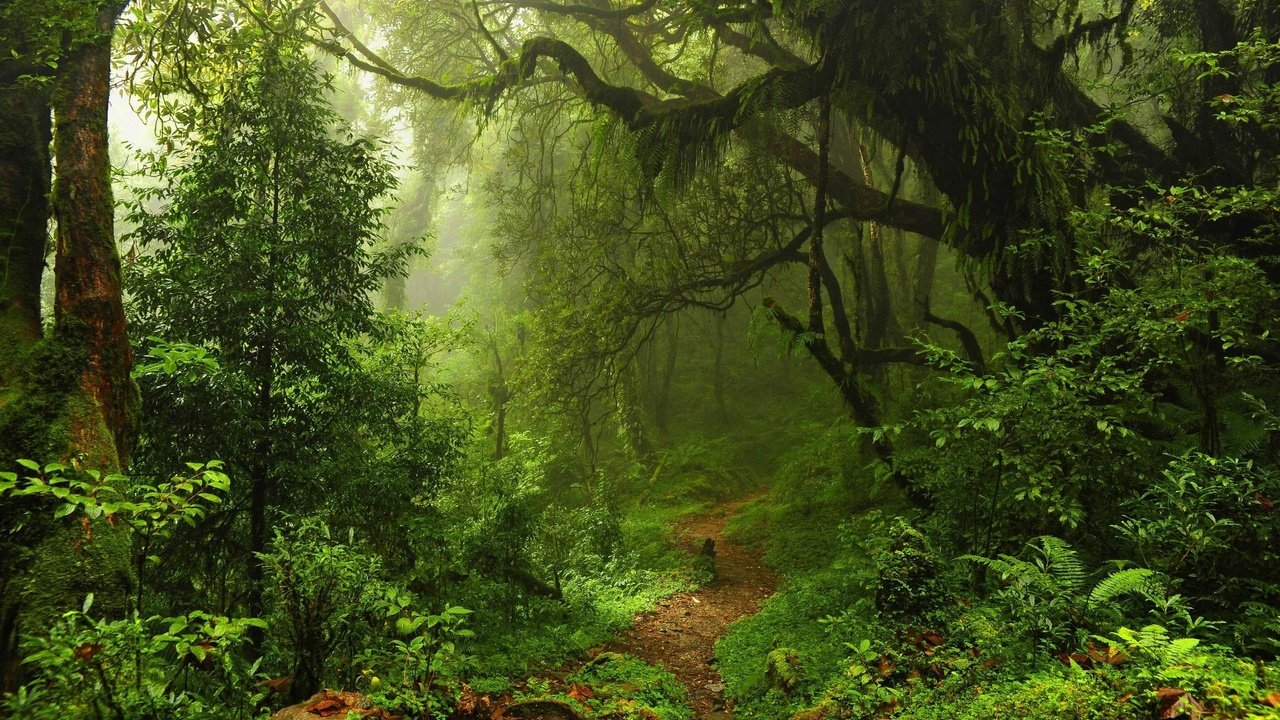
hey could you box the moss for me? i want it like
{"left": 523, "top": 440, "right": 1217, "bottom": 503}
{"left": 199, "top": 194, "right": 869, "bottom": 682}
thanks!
{"left": 0, "top": 327, "right": 134, "bottom": 650}
{"left": 788, "top": 698, "right": 837, "bottom": 720}
{"left": 0, "top": 314, "right": 40, "bottom": 383}
{"left": 874, "top": 520, "right": 945, "bottom": 623}
{"left": 765, "top": 648, "right": 802, "bottom": 694}
{"left": 899, "top": 671, "right": 1142, "bottom": 720}
{"left": 0, "top": 331, "right": 84, "bottom": 464}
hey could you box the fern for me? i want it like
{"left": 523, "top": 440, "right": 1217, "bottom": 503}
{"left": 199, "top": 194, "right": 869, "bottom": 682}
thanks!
{"left": 1237, "top": 602, "right": 1280, "bottom": 655}
{"left": 1088, "top": 568, "right": 1157, "bottom": 607}
{"left": 1160, "top": 637, "right": 1202, "bottom": 665}
{"left": 1220, "top": 405, "right": 1268, "bottom": 457}
{"left": 959, "top": 553, "right": 1039, "bottom": 584}
{"left": 1109, "top": 624, "right": 1201, "bottom": 666}
{"left": 1029, "top": 536, "right": 1086, "bottom": 594}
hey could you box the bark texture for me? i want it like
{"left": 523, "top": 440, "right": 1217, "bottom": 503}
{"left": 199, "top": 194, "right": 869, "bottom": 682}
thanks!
{"left": 1, "top": 0, "right": 136, "bottom": 691}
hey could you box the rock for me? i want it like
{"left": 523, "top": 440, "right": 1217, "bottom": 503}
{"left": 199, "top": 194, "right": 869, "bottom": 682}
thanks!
{"left": 706, "top": 682, "right": 726, "bottom": 693}
{"left": 764, "top": 648, "right": 802, "bottom": 695}
{"left": 269, "top": 690, "right": 398, "bottom": 720}
{"left": 789, "top": 699, "right": 837, "bottom": 720}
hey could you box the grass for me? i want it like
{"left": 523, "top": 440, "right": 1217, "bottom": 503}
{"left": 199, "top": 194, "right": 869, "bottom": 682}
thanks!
{"left": 711, "top": 421, "right": 913, "bottom": 719}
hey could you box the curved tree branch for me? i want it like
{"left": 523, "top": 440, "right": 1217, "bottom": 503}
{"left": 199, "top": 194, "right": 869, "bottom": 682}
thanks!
{"left": 484, "top": 0, "right": 660, "bottom": 20}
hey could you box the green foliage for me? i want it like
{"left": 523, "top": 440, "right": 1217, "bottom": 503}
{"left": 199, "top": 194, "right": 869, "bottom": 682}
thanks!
{"left": 121, "top": 31, "right": 457, "bottom": 622}
{"left": 3, "top": 599, "right": 267, "bottom": 720}
{"left": 874, "top": 520, "right": 946, "bottom": 624}
{"left": 566, "top": 654, "right": 693, "bottom": 719}
{"left": 894, "top": 666, "right": 1141, "bottom": 720}
{"left": 1088, "top": 569, "right": 1158, "bottom": 609}
{"left": 641, "top": 437, "right": 748, "bottom": 505}
{"left": 959, "top": 537, "right": 1170, "bottom": 659}
{"left": 716, "top": 566, "right": 873, "bottom": 717}
{"left": 360, "top": 592, "right": 475, "bottom": 718}
{"left": 899, "top": 239, "right": 1280, "bottom": 553}
{"left": 261, "top": 519, "right": 383, "bottom": 700}
{"left": 0, "top": 459, "right": 232, "bottom": 614}
{"left": 1114, "top": 452, "right": 1280, "bottom": 623}
{"left": 1101, "top": 625, "right": 1280, "bottom": 719}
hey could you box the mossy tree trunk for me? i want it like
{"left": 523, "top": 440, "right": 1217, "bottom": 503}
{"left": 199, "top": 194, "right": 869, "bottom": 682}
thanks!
{"left": 0, "top": 0, "right": 136, "bottom": 692}
{"left": 0, "top": 84, "right": 51, "bottom": 368}
{"left": 52, "top": 0, "right": 137, "bottom": 469}
{"left": 0, "top": 61, "right": 54, "bottom": 698}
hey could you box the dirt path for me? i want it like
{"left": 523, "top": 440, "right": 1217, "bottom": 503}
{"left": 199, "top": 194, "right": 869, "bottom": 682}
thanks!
{"left": 606, "top": 497, "right": 779, "bottom": 719}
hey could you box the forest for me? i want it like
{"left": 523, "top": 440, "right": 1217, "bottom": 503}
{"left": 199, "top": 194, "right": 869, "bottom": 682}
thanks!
{"left": 1, "top": 0, "right": 1279, "bottom": 717}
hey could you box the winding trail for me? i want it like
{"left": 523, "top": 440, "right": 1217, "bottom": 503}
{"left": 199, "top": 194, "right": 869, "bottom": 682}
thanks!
{"left": 606, "top": 497, "right": 779, "bottom": 719}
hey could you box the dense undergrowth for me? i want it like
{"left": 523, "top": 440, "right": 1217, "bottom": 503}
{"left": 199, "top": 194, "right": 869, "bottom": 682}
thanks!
{"left": 713, "top": 425, "right": 1280, "bottom": 720}
{"left": 7, "top": 4, "right": 1280, "bottom": 720}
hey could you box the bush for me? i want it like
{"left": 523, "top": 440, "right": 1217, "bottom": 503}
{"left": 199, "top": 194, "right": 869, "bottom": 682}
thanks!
{"left": 4, "top": 599, "right": 267, "bottom": 720}
{"left": 262, "top": 518, "right": 383, "bottom": 701}
{"left": 874, "top": 520, "right": 946, "bottom": 624}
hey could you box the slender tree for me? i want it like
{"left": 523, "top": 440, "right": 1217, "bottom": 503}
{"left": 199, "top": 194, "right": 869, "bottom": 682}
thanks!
{"left": 127, "top": 36, "right": 413, "bottom": 649}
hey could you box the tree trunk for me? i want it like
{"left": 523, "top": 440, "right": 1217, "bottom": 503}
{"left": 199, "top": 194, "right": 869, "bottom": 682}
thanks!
{"left": 0, "top": 84, "right": 50, "bottom": 366}
{"left": 912, "top": 236, "right": 940, "bottom": 327}
{"left": 1, "top": 2, "right": 136, "bottom": 690}
{"left": 52, "top": 2, "right": 137, "bottom": 468}
{"left": 713, "top": 312, "right": 727, "bottom": 425}
{"left": 654, "top": 319, "right": 677, "bottom": 434}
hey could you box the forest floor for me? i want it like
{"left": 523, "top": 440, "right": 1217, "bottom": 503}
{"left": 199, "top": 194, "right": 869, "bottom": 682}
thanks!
{"left": 604, "top": 496, "right": 779, "bottom": 719}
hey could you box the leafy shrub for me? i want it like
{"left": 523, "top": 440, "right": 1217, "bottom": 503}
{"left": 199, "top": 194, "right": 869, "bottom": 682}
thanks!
{"left": 3, "top": 597, "right": 266, "bottom": 720}
{"left": 567, "top": 653, "right": 693, "bottom": 719}
{"left": 0, "top": 459, "right": 232, "bottom": 615}
{"left": 261, "top": 519, "right": 383, "bottom": 701}
{"left": 959, "top": 537, "right": 1166, "bottom": 660}
{"left": 874, "top": 520, "right": 946, "bottom": 624}
{"left": 1115, "top": 452, "right": 1280, "bottom": 633}
{"left": 359, "top": 595, "right": 475, "bottom": 718}
{"left": 898, "top": 666, "right": 1141, "bottom": 720}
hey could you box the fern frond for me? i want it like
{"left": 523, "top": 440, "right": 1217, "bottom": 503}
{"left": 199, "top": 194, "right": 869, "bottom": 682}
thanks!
{"left": 1158, "top": 637, "right": 1201, "bottom": 666}
{"left": 1089, "top": 568, "right": 1157, "bottom": 607}
{"left": 1030, "top": 536, "right": 1086, "bottom": 594}
{"left": 961, "top": 553, "right": 1066, "bottom": 599}
{"left": 958, "top": 553, "right": 1036, "bottom": 582}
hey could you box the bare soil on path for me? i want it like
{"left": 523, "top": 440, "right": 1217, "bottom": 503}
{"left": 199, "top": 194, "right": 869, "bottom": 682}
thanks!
{"left": 605, "top": 497, "right": 779, "bottom": 719}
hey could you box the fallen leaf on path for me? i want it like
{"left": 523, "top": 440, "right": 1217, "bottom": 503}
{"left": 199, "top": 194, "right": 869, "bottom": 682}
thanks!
{"left": 306, "top": 698, "right": 342, "bottom": 717}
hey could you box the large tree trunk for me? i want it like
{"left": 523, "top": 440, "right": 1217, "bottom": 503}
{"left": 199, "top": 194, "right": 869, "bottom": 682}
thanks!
{"left": 52, "top": 2, "right": 137, "bottom": 468}
{"left": 0, "top": 85, "right": 50, "bottom": 364}
{"left": 1, "top": 1, "right": 136, "bottom": 691}
{"left": 616, "top": 363, "right": 653, "bottom": 462}
{"left": 0, "top": 78, "right": 52, "bottom": 697}
{"left": 653, "top": 319, "right": 677, "bottom": 434}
